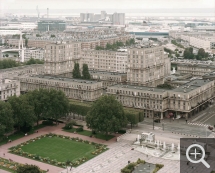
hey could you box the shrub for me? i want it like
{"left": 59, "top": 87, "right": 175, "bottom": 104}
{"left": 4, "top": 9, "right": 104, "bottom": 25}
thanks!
{"left": 118, "top": 129, "right": 126, "bottom": 134}
{"left": 76, "top": 127, "right": 83, "bottom": 132}
{"left": 64, "top": 122, "right": 73, "bottom": 130}
{"left": 42, "top": 120, "right": 54, "bottom": 125}
{"left": 69, "top": 120, "right": 77, "bottom": 125}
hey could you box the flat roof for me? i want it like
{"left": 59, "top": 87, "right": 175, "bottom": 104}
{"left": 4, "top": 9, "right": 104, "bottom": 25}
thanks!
{"left": 89, "top": 71, "right": 126, "bottom": 76}
{"left": 0, "top": 64, "right": 44, "bottom": 72}
{"left": 32, "top": 75, "right": 100, "bottom": 84}
{"left": 177, "top": 63, "right": 215, "bottom": 69}
{"left": 108, "top": 84, "right": 167, "bottom": 93}
{"left": 108, "top": 79, "right": 212, "bottom": 93}
{"left": 172, "top": 79, "right": 212, "bottom": 93}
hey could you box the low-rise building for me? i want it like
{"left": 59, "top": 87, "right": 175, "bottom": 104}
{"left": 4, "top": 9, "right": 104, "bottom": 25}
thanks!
{"left": 24, "top": 48, "right": 44, "bottom": 62}
{"left": 177, "top": 63, "right": 215, "bottom": 77}
{"left": 189, "top": 36, "right": 215, "bottom": 50}
{"left": 18, "top": 75, "right": 103, "bottom": 101}
{"left": 0, "top": 78, "right": 20, "bottom": 101}
{"left": 107, "top": 79, "right": 214, "bottom": 119}
{"left": 0, "top": 64, "right": 44, "bottom": 79}
{"left": 90, "top": 71, "right": 127, "bottom": 87}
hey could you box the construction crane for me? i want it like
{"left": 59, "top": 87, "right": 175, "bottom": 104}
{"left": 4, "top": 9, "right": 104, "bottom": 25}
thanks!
{"left": 36, "top": 6, "right": 40, "bottom": 19}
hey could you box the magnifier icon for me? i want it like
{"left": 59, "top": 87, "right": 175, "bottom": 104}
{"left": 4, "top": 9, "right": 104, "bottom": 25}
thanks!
{"left": 186, "top": 144, "right": 210, "bottom": 168}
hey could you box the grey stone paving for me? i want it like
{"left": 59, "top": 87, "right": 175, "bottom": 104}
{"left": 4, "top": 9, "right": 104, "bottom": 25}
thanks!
{"left": 60, "top": 140, "right": 179, "bottom": 173}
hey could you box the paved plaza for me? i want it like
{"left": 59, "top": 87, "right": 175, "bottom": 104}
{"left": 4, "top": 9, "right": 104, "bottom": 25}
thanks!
{"left": 61, "top": 141, "right": 179, "bottom": 173}
{"left": 1, "top": 112, "right": 214, "bottom": 173}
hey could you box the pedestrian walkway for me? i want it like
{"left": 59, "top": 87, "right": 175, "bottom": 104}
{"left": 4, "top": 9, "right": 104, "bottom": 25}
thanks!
{"left": 188, "top": 122, "right": 210, "bottom": 127}
{"left": 0, "top": 170, "right": 10, "bottom": 173}
{"left": 0, "top": 124, "right": 119, "bottom": 173}
{"left": 60, "top": 141, "right": 179, "bottom": 173}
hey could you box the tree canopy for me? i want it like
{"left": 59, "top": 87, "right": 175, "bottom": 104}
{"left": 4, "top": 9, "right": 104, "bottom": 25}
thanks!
{"left": 82, "top": 64, "right": 91, "bottom": 79}
{"left": 183, "top": 47, "right": 194, "bottom": 59}
{"left": 25, "top": 58, "right": 44, "bottom": 65}
{"left": 8, "top": 95, "right": 36, "bottom": 132}
{"left": 72, "top": 63, "right": 81, "bottom": 79}
{"left": 0, "top": 59, "right": 19, "bottom": 69}
{"left": 86, "top": 95, "right": 127, "bottom": 139}
{"left": 45, "top": 89, "right": 70, "bottom": 124}
{"left": 95, "top": 39, "right": 135, "bottom": 50}
{"left": 0, "top": 101, "right": 14, "bottom": 136}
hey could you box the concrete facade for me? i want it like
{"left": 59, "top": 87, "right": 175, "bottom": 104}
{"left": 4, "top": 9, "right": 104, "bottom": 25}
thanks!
{"left": 0, "top": 64, "right": 44, "bottom": 79}
{"left": 24, "top": 48, "right": 44, "bottom": 62}
{"left": 44, "top": 41, "right": 81, "bottom": 75}
{"left": 81, "top": 49, "right": 128, "bottom": 73}
{"left": 0, "top": 78, "right": 20, "bottom": 101}
{"left": 127, "top": 46, "right": 171, "bottom": 87}
{"left": 107, "top": 79, "right": 214, "bottom": 119}
{"left": 90, "top": 71, "right": 127, "bottom": 87}
{"left": 177, "top": 63, "right": 215, "bottom": 77}
{"left": 18, "top": 75, "right": 103, "bottom": 101}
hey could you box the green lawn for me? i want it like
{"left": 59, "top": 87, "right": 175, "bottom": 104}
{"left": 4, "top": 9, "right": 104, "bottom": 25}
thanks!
{"left": 0, "top": 124, "right": 49, "bottom": 146}
{"left": 20, "top": 137, "right": 96, "bottom": 162}
{"left": 63, "top": 129, "right": 115, "bottom": 141}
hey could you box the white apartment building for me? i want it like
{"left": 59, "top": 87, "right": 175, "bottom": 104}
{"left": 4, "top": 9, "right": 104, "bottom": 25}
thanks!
{"left": 127, "top": 46, "right": 171, "bottom": 87}
{"left": 81, "top": 49, "right": 128, "bottom": 73}
{"left": 0, "top": 78, "right": 20, "bottom": 101}
{"left": 24, "top": 48, "right": 44, "bottom": 62}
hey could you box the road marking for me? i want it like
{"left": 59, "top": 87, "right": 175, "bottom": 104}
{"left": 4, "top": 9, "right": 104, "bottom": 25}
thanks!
{"left": 202, "top": 114, "right": 215, "bottom": 124}
{"left": 191, "top": 112, "right": 206, "bottom": 122}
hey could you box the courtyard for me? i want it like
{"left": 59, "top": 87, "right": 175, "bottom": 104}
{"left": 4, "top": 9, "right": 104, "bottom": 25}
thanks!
{"left": 9, "top": 134, "right": 107, "bottom": 167}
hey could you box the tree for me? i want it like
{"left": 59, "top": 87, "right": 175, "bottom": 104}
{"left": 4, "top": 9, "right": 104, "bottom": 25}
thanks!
{"left": 196, "top": 55, "right": 202, "bottom": 60}
{"left": 17, "top": 164, "right": 41, "bottom": 173}
{"left": 45, "top": 89, "right": 69, "bottom": 125}
{"left": 82, "top": 64, "right": 91, "bottom": 79}
{"left": 51, "top": 34, "right": 55, "bottom": 37}
{"left": 72, "top": 63, "right": 81, "bottom": 79}
{"left": 5, "top": 54, "right": 9, "bottom": 57}
{"left": 0, "top": 101, "right": 14, "bottom": 136}
{"left": 183, "top": 48, "right": 194, "bottom": 59}
{"left": 126, "top": 112, "right": 139, "bottom": 129}
{"left": 198, "top": 48, "right": 206, "bottom": 58}
{"left": 8, "top": 95, "right": 36, "bottom": 132}
{"left": 26, "top": 89, "right": 50, "bottom": 126}
{"left": 175, "top": 53, "right": 180, "bottom": 58}
{"left": 86, "top": 95, "right": 127, "bottom": 140}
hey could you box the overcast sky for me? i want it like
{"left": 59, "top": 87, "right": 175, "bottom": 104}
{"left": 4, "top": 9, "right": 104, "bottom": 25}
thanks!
{"left": 1, "top": 0, "right": 215, "bottom": 9}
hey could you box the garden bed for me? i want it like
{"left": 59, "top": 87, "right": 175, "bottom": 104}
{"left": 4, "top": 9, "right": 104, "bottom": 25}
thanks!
{"left": 9, "top": 133, "right": 108, "bottom": 168}
{"left": 0, "top": 157, "right": 46, "bottom": 173}
{"left": 0, "top": 124, "right": 50, "bottom": 146}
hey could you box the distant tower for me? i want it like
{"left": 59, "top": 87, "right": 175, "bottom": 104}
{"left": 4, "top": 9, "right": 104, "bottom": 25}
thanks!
{"left": 18, "top": 32, "right": 24, "bottom": 62}
{"left": 47, "top": 8, "right": 49, "bottom": 18}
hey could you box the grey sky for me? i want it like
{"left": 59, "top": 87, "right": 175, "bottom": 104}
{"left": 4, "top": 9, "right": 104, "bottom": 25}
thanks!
{"left": 1, "top": 0, "right": 215, "bottom": 9}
